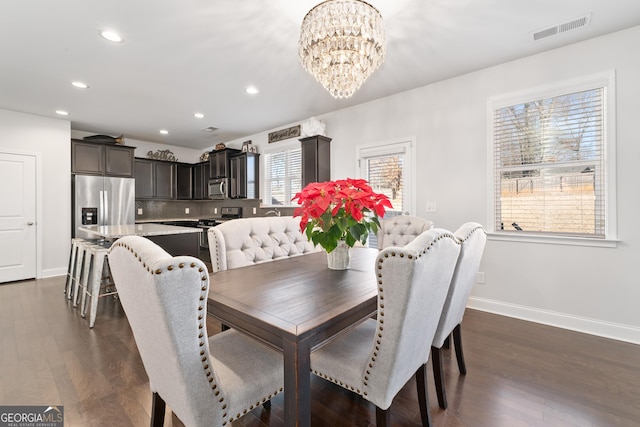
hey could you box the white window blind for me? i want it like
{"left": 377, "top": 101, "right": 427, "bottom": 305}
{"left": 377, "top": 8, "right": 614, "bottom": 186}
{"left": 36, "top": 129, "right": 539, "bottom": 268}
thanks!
{"left": 365, "top": 154, "right": 404, "bottom": 214}
{"left": 263, "top": 147, "right": 301, "bottom": 206}
{"left": 360, "top": 148, "right": 407, "bottom": 248}
{"left": 493, "top": 87, "right": 605, "bottom": 238}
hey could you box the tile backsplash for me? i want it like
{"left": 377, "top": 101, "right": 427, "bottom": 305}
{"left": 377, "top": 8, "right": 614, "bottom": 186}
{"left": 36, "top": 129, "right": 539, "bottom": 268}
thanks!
{"left": 135, "top": 199, "right": 294, "bottom": 221}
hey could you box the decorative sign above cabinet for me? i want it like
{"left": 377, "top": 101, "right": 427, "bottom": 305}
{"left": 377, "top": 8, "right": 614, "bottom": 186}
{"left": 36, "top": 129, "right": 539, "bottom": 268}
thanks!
{"left": 268, "top": 125, "right": 301, "bottom": 143}
{"left": 147, "top": 149, "right": 178, "bottom": 162}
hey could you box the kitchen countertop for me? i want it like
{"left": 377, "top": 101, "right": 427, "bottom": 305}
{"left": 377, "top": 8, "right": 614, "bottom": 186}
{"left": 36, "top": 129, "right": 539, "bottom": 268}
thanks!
{"left": 79, "top": 223, "right": 203, "bottom": 239}
{"left": 135, "top": 218, "right": 201, "bottom": 223}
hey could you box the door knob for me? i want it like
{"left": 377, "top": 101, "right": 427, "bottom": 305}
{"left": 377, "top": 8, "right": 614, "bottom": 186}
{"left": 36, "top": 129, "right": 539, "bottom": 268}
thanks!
{"left": 27, "top": 222, "right": 34, "bottom": 225}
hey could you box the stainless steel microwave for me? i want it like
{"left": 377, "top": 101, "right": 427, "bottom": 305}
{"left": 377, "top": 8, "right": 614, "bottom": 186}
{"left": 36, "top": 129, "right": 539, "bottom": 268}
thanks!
{"left": 208, "top": 178, "right": 228, "bottom": 200}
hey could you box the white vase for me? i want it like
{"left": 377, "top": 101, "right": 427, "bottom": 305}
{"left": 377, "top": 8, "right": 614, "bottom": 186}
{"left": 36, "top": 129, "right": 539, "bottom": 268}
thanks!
{"left": 326, "top": 240, "right": 351, "bottom": 270}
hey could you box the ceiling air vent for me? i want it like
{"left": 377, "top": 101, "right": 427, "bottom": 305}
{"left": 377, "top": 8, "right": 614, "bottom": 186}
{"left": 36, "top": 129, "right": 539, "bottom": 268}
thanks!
{"left": 532, "top": 13, "right": 591, "bottom": 41}
{"left": 200, "top": 126, "right": 218, "bottom": 133}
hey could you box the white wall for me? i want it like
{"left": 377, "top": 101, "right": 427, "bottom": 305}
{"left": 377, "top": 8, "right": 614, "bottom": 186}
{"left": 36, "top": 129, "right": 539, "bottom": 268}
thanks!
{"left": 320, "top": 26, "right": 640, "bottom": 343}
{"left": 9, "top": 25, "right": 637, "bottom": 341}
{"left": 0, "top": 123, "right": 203, "bottom": 279}
{"left": 222, "top": 26, "right": 640, "bottom": 343}
{"left": 0, "top": 109, "right": 71, "bottom": 278}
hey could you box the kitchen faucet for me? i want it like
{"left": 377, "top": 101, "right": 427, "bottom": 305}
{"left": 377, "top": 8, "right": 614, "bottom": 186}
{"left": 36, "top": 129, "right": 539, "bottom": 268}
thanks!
{"left": 265, "top": 208, "right": 281, "bottom": 217}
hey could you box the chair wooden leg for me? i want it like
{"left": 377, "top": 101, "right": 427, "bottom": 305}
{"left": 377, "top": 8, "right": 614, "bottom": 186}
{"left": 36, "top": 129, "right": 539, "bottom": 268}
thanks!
{"left": 263, "top": 400, "right": 271, "bottom": 410}
{"left": 376, "top": 406, "right": 391, "bottom": 427}
{"left": 415, "top": 364, "right": 433, "bottom": 427}
{"left": 431, "top": 346, "right": 447, "bottom": 409}
{"left": 453, "top": 324, "right": 467, "bottom": 375}
{"left": 151, "top": 392, "right": 166, "bottom": 427}
{"left": 443, "top": 334, "right": 451, "bottom": 349}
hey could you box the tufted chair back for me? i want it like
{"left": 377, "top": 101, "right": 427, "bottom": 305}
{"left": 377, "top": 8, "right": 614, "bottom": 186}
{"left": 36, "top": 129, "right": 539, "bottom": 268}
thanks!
{"left": 310, "top": 228, "right": 461, "bottom": 422}
{"left": 108, "top": 236, "right": 284, "bottom": 427}
{"left": 108, "top": 236, "right": 223, "bottom": 426}
{"left": 377, "top": 215, "right": 434, "bottom": 250}
{"left": 366, "top": 229, "right": 460, "bottom": 409}
{"left": 432, "top": 222, "right": 487, "bottom": 347}
{"left": 208, "top": 216, "right": 319, "bottom": 272}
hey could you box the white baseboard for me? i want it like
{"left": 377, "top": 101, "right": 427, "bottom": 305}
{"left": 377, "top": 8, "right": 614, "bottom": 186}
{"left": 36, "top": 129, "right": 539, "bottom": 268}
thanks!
{"left": 40, "top": 268, "right": 66, "bottom": 279}
{"left": 467, "top": 296, "right": 640, "bottom": 345}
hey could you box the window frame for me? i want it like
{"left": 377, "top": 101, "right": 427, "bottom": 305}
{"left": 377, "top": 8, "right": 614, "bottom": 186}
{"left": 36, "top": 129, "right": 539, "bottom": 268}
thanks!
{"left": 260, "top": 139, "right": 302, "bottom": 208}
{"left": 486, "top": 71, "right": 618, "bottom": 247}
{"left": 356, "top": 137, "right": 416, "bottom": 248}
{"left": 356, "top": 137, "right": 416, "bottom": 216}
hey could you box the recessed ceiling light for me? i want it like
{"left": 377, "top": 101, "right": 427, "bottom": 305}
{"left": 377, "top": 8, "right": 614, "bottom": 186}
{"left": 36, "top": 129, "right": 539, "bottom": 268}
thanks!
{"left": 72, "top": 81, "right": 89, "bottom": 89}
{"left": 55, "top": 110, "right": 69, "bottom": 116}
{"left": 100, "top": 30, "right": 124, "bottom": 43}
{"left": 159, "top": 129, "right": 169, "bottom": 135}
{"left": 194, "top": 113, "right": 205, "bottom": 119}
{"left": 246, "top": 86, "right": 259, "bottom": 95}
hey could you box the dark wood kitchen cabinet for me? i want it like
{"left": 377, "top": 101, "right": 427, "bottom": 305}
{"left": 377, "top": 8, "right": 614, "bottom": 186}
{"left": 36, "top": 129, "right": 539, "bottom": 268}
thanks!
{"left": 71, "top": 139, "right": 135, "bottom": 177}
{"left": 192, "top": 161, "right": 210, "bottom": 200}
{"left": 135, "top": 158, "right": 176, "bottom": 199}
{"left": 209, "top": 148, "right": 240, "bottom": 178}
{"left": 300, "top": 135, "right": 331, "bottom": 187}
{"left": 176, "top": 163, "right": 193, "bottom": 200}
{"left": 229, "top": 152, "right": 259, "bottom": 199}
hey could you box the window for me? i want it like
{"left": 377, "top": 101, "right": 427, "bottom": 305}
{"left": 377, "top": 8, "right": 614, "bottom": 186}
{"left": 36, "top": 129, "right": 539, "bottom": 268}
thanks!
{"left": 489, "top": 72, "right": 616, "bottom": 243}
{"left": 358, "top": 139, "right": 415, "bottom": 247}
{"left": 262, "top": 142, "right": 302, "bottom": 206}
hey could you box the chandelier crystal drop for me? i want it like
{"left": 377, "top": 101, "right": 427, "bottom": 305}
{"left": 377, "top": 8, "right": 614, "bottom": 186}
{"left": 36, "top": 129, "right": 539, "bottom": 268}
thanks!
{"left": 298, "top": 0, "right": 386, "bottom": 99}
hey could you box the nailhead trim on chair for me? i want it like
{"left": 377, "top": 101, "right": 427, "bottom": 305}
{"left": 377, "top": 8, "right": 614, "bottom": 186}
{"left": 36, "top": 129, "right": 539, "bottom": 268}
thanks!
{"left": 110, "top": 242, "right": 225, "bottom": 425}
{"left": 456, "top": 225, "right": 486, "bottom": 243}
{"left": 110, "top": 241, "right": 282, "bottom": 425}
{"left": 208, "top": 228, "right": 222, "bottom": 272}
{"left": 312, "top": 232, "right": 460, "bottom": 400}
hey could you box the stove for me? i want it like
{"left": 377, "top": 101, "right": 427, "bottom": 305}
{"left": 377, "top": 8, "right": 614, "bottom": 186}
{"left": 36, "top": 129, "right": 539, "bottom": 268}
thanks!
{"left": 197, "top": 207, "right": 242, "bottom": 252}
{"left": 197, "top": 218, "right": 217, "bottom": 228}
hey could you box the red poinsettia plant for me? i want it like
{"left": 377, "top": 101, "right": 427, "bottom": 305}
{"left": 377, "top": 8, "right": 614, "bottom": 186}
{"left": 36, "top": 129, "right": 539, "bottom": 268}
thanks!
{"left": 292, "top": 178, "right": 393, "bottom": 252}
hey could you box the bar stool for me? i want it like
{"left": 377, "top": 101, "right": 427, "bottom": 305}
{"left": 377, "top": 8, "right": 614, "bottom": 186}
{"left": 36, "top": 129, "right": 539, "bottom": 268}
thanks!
{"left": 65, "top": 238, "right": 87, "bottom": 299}
{"left": 71, "top": 240, "right": 104, "bottom": 303}
{"left": 76, "top": 241, "right": 116, "bottom": 328}
{"left": 72, "top": 241, "right": 92, "bottom": 306}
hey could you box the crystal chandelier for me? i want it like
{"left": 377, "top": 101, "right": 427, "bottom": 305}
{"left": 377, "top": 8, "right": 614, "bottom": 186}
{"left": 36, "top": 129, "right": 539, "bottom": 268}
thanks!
{"left": 298, "top": 0, "right": 386, "bottom": 99}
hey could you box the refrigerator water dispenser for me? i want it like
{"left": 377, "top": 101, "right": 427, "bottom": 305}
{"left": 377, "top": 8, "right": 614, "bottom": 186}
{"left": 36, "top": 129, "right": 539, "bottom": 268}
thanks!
{"left": 81, "top": 207, "right": 98, "bottom": 225}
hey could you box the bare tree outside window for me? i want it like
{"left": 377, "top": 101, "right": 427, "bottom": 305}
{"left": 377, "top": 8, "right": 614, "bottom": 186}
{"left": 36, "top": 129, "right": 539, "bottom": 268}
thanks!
{"left": 494, "top": 87, "right": 605, "bottom": 237}
{"left": 367, "top": 155, "right": 403, "bottom": 212}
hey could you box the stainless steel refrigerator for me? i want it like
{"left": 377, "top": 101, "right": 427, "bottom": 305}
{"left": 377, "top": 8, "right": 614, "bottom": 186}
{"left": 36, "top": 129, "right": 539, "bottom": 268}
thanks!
{"left": 72, "top": 175, "right": 135, "bottom": 239}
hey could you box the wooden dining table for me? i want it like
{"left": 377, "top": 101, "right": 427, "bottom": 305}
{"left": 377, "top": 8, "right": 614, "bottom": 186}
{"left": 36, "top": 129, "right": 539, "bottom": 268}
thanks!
{"left": 207, "top": 247, "right": 379, "bottom": 427}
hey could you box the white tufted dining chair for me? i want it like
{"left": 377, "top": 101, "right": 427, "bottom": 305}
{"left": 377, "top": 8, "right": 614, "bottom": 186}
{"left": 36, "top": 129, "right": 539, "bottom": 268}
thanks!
{"left": 207, "top": 216, "right": 319, "bottom": 272}
{"left": 310, "top": 229, "right": 461, "bottom": 426}
{"left": 107, "top": 236, "right": 284, "bottom": 427}
{"left": 377, "top": 215, "right": 434, "bottom": 250}
{"left": 430, "top": 222, "right": 487, "bottom": 409}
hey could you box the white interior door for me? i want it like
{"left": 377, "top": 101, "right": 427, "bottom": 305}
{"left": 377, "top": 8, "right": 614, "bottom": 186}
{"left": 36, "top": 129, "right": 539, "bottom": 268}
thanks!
{"left": 0, "top": 152, "right": 36, "bottom": 283}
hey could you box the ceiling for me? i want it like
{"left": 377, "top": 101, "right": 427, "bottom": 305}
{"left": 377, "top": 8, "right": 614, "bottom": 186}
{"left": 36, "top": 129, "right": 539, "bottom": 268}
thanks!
{"left": 1, "top": 0, "right": 639, "bottom": 149}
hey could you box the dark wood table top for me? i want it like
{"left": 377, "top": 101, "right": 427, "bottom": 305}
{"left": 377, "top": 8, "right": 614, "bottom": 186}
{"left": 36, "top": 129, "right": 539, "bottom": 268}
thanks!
{"left": 207, "top": 247, "right": 379, "bottom": 426}
{"left": 207, "top": 248, "right": 379, "bottom": 345}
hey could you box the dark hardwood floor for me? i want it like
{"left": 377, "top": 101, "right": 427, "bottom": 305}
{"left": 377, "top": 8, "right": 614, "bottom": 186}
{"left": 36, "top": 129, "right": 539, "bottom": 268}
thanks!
{"left": 1, "top": 276, "right": 639, "bottom": 426}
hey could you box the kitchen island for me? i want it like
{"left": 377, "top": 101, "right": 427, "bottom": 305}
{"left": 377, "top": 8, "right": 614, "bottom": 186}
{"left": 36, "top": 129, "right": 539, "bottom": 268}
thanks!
{"left": 79, "top": 223, "right": 202, "bottom": 257}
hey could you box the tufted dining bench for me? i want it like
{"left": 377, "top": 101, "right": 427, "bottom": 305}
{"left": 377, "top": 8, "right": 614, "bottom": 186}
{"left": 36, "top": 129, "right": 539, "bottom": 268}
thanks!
{"left": 207, "top": 216, "right": 320, "bottom": 273}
